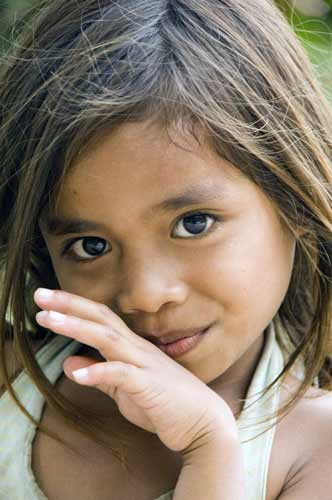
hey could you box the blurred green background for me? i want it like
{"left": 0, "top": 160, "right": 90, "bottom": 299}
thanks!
{"left": 277, "top": 0, "right": 332, "bottom": 99}
{"left": 0, "top": 0, "right": 331, "bottom": 98}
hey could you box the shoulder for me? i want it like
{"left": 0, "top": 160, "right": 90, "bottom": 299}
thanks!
{"left": 282, "top": 382, "right": 332, "bottom": 448}
{"left": 268, "top": 378, "right": 332, "bottom": 499}
{"left": 287, "top": 385, "right": 332, "bottom": 455}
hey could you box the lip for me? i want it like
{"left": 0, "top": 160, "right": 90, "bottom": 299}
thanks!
{"left": 142, "top": 324, "right": 213, "bottom": 345}
{"left": 156, "top": 325, "right": 212, "bottom": 358}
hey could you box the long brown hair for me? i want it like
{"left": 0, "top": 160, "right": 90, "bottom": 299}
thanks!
{"left": 1, "top": 0, "right": 332, "bottom": 466}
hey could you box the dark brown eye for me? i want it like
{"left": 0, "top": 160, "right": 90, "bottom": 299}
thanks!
{"left": 65, "top": 237, "right": 110, "bottom": 261}
{"left": 81, "top": 237, "right": 107, "bottom": 255}
{"left": 173, "top": 213, "right": 216, "bottom": 238}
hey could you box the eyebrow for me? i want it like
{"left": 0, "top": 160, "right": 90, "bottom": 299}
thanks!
{"left": 43, "top": 185, "right": 224, "bottom": 236}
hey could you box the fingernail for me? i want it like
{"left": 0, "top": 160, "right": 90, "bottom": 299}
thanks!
{"left": 35, "top": 288, "right": 54, "bottom": 300}
{"left": 36, "top": 310, "right": 49, "bottom": 322}
{"left": 72, "top": 368, "right": 89, "bottom": 380}
{"left": 48, "top": 311, "right": 66, "bottom": 324}
{"left": 36, "top": 310, "right": 66, "bottom": 325}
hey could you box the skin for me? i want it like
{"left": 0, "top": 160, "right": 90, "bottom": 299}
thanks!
{"left": 37, "top": 120, "right": 297, "bottom": 419}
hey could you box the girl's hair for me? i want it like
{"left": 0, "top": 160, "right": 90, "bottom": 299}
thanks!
{"left": 1, "top": 0, "right": 332, "bottom": 466}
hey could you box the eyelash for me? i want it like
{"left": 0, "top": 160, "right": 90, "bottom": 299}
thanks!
{"left": 61, "top": 211, "right": 222, "bottom": 264}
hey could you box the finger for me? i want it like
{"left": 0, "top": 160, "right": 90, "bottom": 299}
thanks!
{"left": 63, "top": 355, "right": 99, "bottom": 373}
{"left": 33, "top": 288, "right": 124, "bottom": 330}
{"left": 33, "top": 287, "right": 146, "bottom": 350}
{"left": 35, "top": 310, "right": 145, "bottom": 366}
{"left": 69, "top": 361, "right": 146, "bottom": 401}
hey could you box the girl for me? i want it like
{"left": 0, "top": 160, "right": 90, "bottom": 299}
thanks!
{"left": 1, "top": 0, "right": 332, "bottom": 499}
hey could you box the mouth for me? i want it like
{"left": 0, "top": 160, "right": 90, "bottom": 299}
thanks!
{"left": 143, "top": 323, "right": 214, "bottom": 346}
{"left": 155, "top": 324, "right": 213, "bottom": 358}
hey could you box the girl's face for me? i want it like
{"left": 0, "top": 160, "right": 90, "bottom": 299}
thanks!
{"left": 39, "top": 120, "right": 296, "bottom": 393}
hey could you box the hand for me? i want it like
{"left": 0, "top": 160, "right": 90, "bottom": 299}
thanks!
{"left": 34, "top": 288, "right": 238, "bottom": 454}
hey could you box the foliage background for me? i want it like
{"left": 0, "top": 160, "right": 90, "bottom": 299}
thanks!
{"left": 0, "top": 0, "right": 331, "bottom": 98}
{"left": 276, "top": 0, "right": 332, "bottom": 99}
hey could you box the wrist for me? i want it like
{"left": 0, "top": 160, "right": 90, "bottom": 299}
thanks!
{"left": 180, "top": 418, "right": 240, "bottom": 464}
{"left": 176, "top": 424, "right": 246, "bottom": 500}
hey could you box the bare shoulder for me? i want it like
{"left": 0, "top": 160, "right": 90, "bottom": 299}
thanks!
{"left": 285, "top": 385, "right": 332, "bottom": 495}
{"left": 268, "top": 378, "right": 332, "bottom": 500}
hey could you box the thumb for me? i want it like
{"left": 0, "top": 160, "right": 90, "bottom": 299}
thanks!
{"left": 63, "top": 355, "right": 100, "bottom": 380}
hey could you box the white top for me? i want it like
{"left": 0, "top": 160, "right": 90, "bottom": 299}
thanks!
{"left": 0, "top": 323, "right": 284, "bottom": 500}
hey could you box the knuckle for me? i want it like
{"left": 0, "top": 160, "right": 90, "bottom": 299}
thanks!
{"left": 103, "top": 326, "right": 121, "bottom": 341}
{"left": 56, "top": 290, "right": 75, "bottom": 310}
{"left": 98, "top": 303, "right": 111, "bottom": 318}
{"left": 119, "top": 363, "right": 130, "bottom": 379}
{"left": 114, "top": 362, "right": 130, "bottom": 379}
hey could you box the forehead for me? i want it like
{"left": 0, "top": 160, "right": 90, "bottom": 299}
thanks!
{"left": 51, "top": 121, "right": 247, "bottom": 221}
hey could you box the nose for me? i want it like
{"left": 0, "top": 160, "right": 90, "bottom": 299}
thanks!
{"left": 114, "top": 253, "right": 188, "bottom": 314}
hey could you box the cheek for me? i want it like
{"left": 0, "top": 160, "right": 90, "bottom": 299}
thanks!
{"left": 197, "top": 224, "right": 296, "bottom": 323}
{"left": 58, "top": 272, "right": 110, "bottom": 303}
{"left": 47, "top": 251, "right": 109, "bottom": 303}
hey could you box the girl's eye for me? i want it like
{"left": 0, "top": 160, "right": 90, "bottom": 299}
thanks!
{"left": 172, "top": 212, "right": 220, "bottom": 238}
{"left": 62, "top": 237, "right": 110, "bottom": 262}
{"left": 62, "top": 212, "right": 221, "bottom": 263}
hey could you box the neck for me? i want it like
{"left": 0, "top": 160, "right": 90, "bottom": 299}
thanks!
{"left": 208, "top": 331, "right": 266, "bottom": 419}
